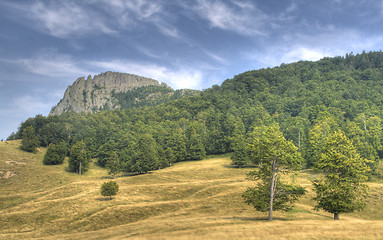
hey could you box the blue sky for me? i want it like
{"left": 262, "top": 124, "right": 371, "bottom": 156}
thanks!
{"left": 1, "top": 0, "right": 383, "bottom": 139}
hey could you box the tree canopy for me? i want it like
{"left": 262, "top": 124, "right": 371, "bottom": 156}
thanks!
{"left": 242, "top": 123, "right": 305, "bottom": 220}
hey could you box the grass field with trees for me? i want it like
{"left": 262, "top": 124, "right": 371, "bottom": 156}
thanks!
{"left": 1, "top": 140, "right": 383, "bottom": 239}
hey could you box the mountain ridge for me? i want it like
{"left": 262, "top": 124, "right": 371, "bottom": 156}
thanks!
{"left": 50, "top": 71, "right": 196, "bottom": 115}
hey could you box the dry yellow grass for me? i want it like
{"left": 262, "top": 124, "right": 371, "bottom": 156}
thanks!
{"left": 0, "top": 140, "right": 382, "bottom": 240}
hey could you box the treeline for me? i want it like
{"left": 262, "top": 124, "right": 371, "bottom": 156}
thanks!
{"left": 9, "top": 51, "right": 383, "bottom": 175}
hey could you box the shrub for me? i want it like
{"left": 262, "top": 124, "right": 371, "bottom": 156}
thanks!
{"left": 43, "top": 143, "right": 66, "bottom": 165}
{"left": 101, "top": 181, "right": 119, "bottom": 200}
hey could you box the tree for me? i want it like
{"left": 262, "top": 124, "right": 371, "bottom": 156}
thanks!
{"left": 43, "top": 142, "right": 67, "bottom": 165}
{"left": 185, "top": 123, "right": 206, "bottom": 160}
{"left": 307, "top": 113, "right": 339, "bottom": 167}
{"left": 69, "top": 141, "right": 91, "bottom": 175}
{"left": 101, "top": 181, "right": 119, "bottom": 200}
{"left": 313, "top": 130, "right": 370, "bottom": 220}
{"left": 20, "top": 126, "right": 40, "bottom": 153}
{"left": 243, "top": 123, "right": 305, "bottom": 221}
{"left": 231, "top": 133, "right": 251, "bottom": 167}
{"left": 105, "top": 151, "right": 121, "bottom": 179}
{"left": 345, "top": 119, "right": 378, "bottom": 177}
{"left": 127, "top": 133, "right": 159, "bottom": 174}
{"left": 97, "top": 140, "right": 116, "bottom": 167}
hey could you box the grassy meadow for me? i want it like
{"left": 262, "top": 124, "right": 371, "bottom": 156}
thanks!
{"left": 1, "top": 140, "right": 383, "bottom": 239}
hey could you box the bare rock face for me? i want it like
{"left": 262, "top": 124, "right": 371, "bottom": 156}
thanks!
{"left": 50, "top": 72, "right": 169, "bottom": 115}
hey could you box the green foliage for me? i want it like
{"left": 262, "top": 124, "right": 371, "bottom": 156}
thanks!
{"left": 126, "top": 133, "right": 159, "bottom": 174}
{"left": 101, "top": 181, "right": 119, "bottom": 200}
{"left": 243, "top": 123, "right": 305, "bottom": 220}
{"left": 97, "top": 140, "right": 116, "bottom": 167}
{"left": 20, "top": 126, "right": 40, "bottom": 153}
{"left": 69, "top": 141, "right": 91, "bottom": 175}
{"left": 6, "top": 132, "right": 17, "bottom": 141}
{"left": 112, "top": 85, "right": 178, "bottom": 109}
{"left": 230, "top": 135, "right": 251, "bottom": 167}
{"left": 243, "top": 180, "right": 306, "bottom": 212}
{"left": 307, "top": 113, "right": 339, "bottom": 167}
{"left": 43, "top": 142, "right": 67, "bottom": 165}
{"left": 11, "top": 51, "right": 383, "bottom": 178}
{"left": 313, "top": 130, "right": 370, "bottom": 220}
{"left": 39, "top": 121, "right": 69, "bottom": 147}
{"left": 105, "top": 152, "right": 121, "bottom": 178}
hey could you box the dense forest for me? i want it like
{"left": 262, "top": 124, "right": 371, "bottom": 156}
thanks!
{"left": 9, "top": 51, "right": 383, "bottom": 176}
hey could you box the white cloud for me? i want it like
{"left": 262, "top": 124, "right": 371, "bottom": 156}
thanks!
{"left": 3, "top": 0, "right": 177, "bottom": 39}
{"left": 124, "top": 0, "right": 162, "bottom": 20}
{"left": 154, "top": 21, "right": 182, "bottom": 39}
{"left": 89, "top": 60, "right": 203, "bottom": 89}
{"left": 12, "top": 51, "right": 91, "bottom": 78}
{"left": 5, "top": 1, "right": 116, "bottom": 38}
{"left": 248, "top": 28, "right": 383, "bottom": 67}
{"left": 190, "top": 0, "right": 268, "bottom": 36}
{"left": 136, "top": 46, "right": 165, "bottom": 59}
{"left": 204, "top": 51, "right": 228, "bottom": 65}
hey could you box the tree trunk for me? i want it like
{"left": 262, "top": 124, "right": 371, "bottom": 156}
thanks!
{"left": 334, "top": 213, "right": 340, "bottom": 220}
{"left": 268, "top": 157, "right": 277, "bottom": 221}
{"left": 79, "top": 160, "right": 82, "bottom": 176}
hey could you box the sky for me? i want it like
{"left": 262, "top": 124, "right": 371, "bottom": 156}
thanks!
{"left": 1, "top": 0, "right": 383, "bottom": 139}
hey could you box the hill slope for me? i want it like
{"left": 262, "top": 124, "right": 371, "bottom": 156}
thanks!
{"left": 1, "top": 141, "right": 383, "bottom": 240}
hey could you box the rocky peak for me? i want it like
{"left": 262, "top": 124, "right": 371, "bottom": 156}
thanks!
{"left": 50, "top": 72, "right": 170, "bottom": 115}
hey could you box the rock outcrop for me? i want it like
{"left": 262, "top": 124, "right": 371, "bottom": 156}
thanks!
{"left": 50, "top": 72, "right": 171, "bottom": 115}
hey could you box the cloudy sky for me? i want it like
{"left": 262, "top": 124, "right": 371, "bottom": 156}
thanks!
{"left": 1, "top": 0, "right": 383, "bottom": 139}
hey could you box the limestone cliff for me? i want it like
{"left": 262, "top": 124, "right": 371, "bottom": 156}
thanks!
{"left": 49, "top": 72, "right": 173, "bottom": 115}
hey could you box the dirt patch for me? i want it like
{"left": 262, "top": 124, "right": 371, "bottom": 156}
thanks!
{"left": 1, "top": 170, "right": 15, "bottom": 179}
{"left": 5, "top": 161, "right": 26, "bottom": 165}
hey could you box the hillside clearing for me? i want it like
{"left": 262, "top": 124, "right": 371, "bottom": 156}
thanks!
{"left": 0, "top": 140, "right": 382, "bottom": 239}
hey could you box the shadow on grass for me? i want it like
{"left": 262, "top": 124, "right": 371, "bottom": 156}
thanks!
{"left": 100, "top": 175, "right": 115, "bottom": 179}
{"left": 291, "top": 208, "right": 333, "bottom": 219}
{"left": 120, "top": 172, "right": 153, "bottom": 177}
{"left": 95, "top": 197, "right": 114, "bottom": 201}
{"left": 223, "top": 216, "right": 289, "bottom": 221}
{"left": 223, "top": 164, "right": 257, "bottom": 169}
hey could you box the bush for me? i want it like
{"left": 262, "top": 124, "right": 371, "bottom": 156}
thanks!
{"left": 43, "top": 142, "right": 67, "bottom": 165}
{"left": 101, "top": 181, "right": 119, "bottom": 200}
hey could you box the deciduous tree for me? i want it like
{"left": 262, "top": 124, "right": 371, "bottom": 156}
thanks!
{"left": 313, "top": 130, "right": 370, "bottom": 220}
{"left": 101, "top": 181, "right": 119, "bottom": 200}
{"left": 243, "top": 123, "right": 305, "bottom": 221}
{"left": 69, "top": 141, "right": 91, "bottom": 175}
{"left": 105, "top": 151, "right": 121, "bottom": 179}
{"left": 20, "top": 126, "right": 40, "bottom": 153}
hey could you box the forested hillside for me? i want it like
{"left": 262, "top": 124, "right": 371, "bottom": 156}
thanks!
{"left": 9, "top": 51, "right": 383, "bottom": 175}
